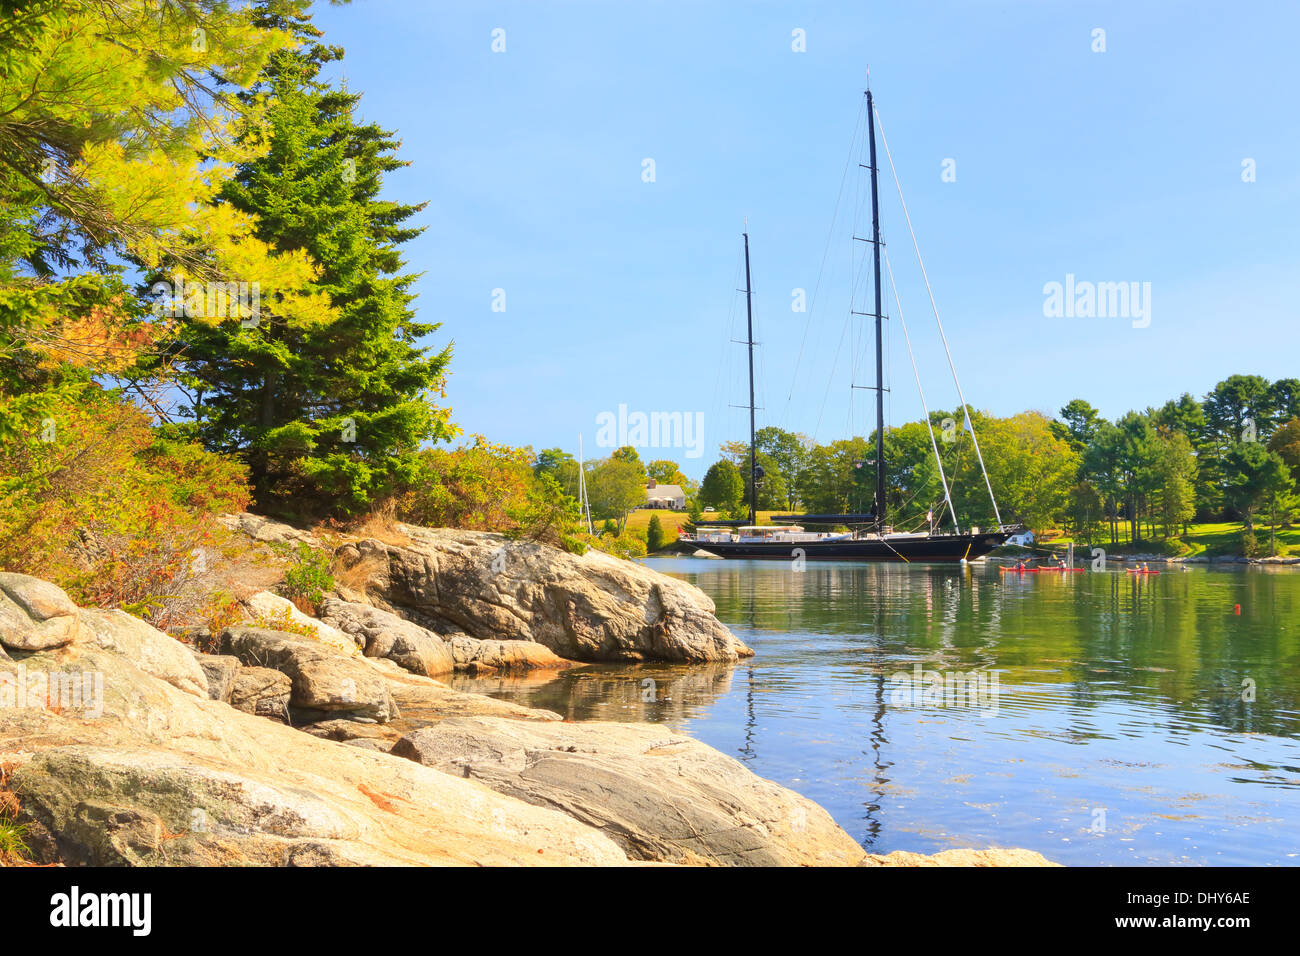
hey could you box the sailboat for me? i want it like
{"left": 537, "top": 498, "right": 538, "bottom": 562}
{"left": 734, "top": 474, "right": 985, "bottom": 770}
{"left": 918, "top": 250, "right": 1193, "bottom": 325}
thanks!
{"left": 681, "top": 85, "right": 1018, "bottom": 563}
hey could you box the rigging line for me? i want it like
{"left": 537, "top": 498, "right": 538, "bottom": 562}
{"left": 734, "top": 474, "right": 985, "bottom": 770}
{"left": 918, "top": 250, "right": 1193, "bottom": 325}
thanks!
{"left": 846, "top": 230, "right": 873, "bottom": 438}
{"left": 813, "top": 305, "right": 853, "bottom": 442}
{"left": 883, "top": 245, "right": 958, "bottom": 534}
{"left": 784, "top": 96, "right": 868, "bottom": 428}
{"left": 711, "top": 245, "right": 743, "bottom": 457}
{"left": 874, "top": 102, "right": 1004, "bottom": 528}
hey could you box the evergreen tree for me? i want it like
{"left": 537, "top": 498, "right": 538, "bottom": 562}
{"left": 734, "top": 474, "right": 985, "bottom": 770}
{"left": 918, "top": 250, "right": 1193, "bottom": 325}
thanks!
{"left": 166, "top": 7, "right": 454, "bottom": 514}
{"left": 1223, "top": 443, "right": 1292, "bottom": 534}
{"left": 1050, "top": 399, "right": 1102, "bottom": 453}
{"left": 646, "top": 513, "right": 665, "bottom": 552}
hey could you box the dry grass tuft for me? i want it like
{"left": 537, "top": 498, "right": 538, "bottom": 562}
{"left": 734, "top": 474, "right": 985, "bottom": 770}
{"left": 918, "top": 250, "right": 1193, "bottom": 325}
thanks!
{"left": 332, "top": 552, "right": 385, "bottom": 598}
{"left": 346, "top": 499, "right": 412, "bottom": 547}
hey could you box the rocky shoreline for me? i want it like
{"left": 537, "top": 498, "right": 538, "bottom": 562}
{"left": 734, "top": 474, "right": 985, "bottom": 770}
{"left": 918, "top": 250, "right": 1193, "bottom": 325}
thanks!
{"left": 0, "top": 516, "right": 1055, "bottom": 867}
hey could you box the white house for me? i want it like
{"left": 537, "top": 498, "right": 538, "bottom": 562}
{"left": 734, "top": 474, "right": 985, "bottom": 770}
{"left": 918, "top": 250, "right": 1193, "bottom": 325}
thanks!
{"left": 1006, "top": 530, "right": 1035, "bottom": 547}
{"left": 643, "top": 479, "right": 686, "bottom": 510}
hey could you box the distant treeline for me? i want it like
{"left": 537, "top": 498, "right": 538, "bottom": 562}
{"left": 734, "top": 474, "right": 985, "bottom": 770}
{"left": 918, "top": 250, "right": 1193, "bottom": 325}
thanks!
{"left": 613, "top": 375, "right": 1298, "bottom": 555}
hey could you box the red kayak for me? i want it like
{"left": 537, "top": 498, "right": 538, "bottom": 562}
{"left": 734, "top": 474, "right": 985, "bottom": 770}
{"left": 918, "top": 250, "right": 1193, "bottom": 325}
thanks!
{"left": 1127, "top": 568, "right": 1161, "bottom": 575}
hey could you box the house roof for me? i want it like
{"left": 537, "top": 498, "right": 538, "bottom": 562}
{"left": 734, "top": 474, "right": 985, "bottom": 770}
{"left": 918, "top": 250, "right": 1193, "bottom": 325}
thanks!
{"left": 645, "top": 484, "right": 685, "bottom": 499}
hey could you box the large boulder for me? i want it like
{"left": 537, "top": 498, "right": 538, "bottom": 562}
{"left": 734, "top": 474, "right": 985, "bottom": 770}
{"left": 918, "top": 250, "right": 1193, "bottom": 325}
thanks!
{"left": 81, "top": 609, "right": 208, "bottom": 699}
{"left": 381, "top": 666, "right": 566, "bottom": 726}
{"left": 229, "top": 666, "right": 291, "bottom": 720}
{"left": 334, "top": 526, "right": 752, "bottom": 663}
{"left": 191, "top": 652, "right": 240, "bottom": 703}
{"left": 243, "top": 591, "right": 357, "bottom": 654}
{"left": 216, "top": 513, "right": 323, "bottom": 549}
{"left": 0, "top": 572, "right": 82, "bottom": 651}
{"left": 447, "top": 635, "right": 570, "bottom": 673}
{"left": 318, "top": 598, "right": 454, "bottom": 676}
{"left": 2, "top": 644, "right": 629, "bottom": 866}
{"left": 390, "top": 716, "right": 865, "bottom": 866}
{"left": 220, "top": 627, "right": 397, "bottom": 723}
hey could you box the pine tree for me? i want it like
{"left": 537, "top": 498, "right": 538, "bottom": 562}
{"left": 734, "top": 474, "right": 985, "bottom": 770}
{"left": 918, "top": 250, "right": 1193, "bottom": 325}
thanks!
{"left": 646, "top": 513, "right": 664, "bottom": 552}
{"left": 167, "top": 7, "right": 455, "bottom": 514}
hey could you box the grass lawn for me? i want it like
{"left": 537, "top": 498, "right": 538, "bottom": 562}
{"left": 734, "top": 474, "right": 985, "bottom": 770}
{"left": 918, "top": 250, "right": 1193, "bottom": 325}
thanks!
{"left": 613, "top": 509, "right": 789, "bottom": 537}
{"left": 1179, "top": 522, "right": 1300, "bottom": 557}
{"left": 1038, "top": 521, "right": 1299, "bottom": 558}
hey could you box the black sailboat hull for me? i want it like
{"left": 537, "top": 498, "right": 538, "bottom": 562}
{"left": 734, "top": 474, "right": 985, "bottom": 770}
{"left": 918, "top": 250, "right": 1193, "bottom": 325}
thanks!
{"left": 686, "top": 531, "right": 1011, "bottom": 563}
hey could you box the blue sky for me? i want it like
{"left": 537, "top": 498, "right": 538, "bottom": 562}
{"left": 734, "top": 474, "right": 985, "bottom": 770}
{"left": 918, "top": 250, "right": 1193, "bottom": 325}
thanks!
{"left": 312, "top": 0, "right": 1300, "bottom": 479}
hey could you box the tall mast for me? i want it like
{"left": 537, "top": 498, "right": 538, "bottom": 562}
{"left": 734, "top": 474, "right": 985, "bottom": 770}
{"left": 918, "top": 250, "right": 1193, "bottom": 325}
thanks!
{"left": 867, "top": 89, "right": 886, "bottom": 530}
{"left": 743, "top": 230, "right": 758, "bottom": 526}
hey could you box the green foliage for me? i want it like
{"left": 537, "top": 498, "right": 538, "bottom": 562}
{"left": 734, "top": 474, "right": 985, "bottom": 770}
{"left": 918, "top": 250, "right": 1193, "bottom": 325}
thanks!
{"left": 0, "top": 819, "right": 28, "bottom": 861}
{"left": 401, "top": 438, "right": 533, "bottom": 531}
{"left": 1048, "top": 399, "right": 1102, "bottom": 452}
{"left": 396, "top": 437, "right": 582, "bottom": 548}
{"left": 282, "top": 542, "right": 334, "bottom": 607}
{"left": 646, "top": 513, "right": 665, "bottom": 552}
{"left": 700, "top": 459, "right": 745, "bottom": 513}
{"left": 1223, "top": 442, "right": 1292, "bottom": 533}
{"left": 250, "top": 604, "right": 319, "bottom": 639}
{"left": 687, "top": 498, "right": 703, "bottom": 523}
{"left": 975, "top": 412, "right": 1080, "bottom": 532}
{"left": 610, "top": 446, "right": 645, "bottom": 473}
{"left": 647, "top": 459, "right": 691, "bottom": 489}
{"left": 1204, "top": 375, "right": 1275, "bottom": 444}
{"left": 0, "top": 0, "right": 303, "bottom": 275}
{"left": 600, "top": 529, "right": 647, "bottom": 559}
{"left": 1064, "top": 481, "right": 1104, "bottom": 545}
{"left": 1269, "top": 418, "right": 1300, "bottom": 480}
{"left": 534, "top": 447, "right": 580, "bottom": 494}
{"left": 1241, "top": 528, "right": 1262, "bottom": 558}
{"left": 163, "top": 13, "right": 457, "bottom": 516}
{"left": 1151, "top": 430, "right": 1197, "bottom": 536}
{"left": 721, "top": 427, "right": 811, "bottom": 511}
{"left": 505, "top": 472, "right": 581, "bottom": 547}
{"left": 588, "top": 457, "right": 646, "bottom": 534}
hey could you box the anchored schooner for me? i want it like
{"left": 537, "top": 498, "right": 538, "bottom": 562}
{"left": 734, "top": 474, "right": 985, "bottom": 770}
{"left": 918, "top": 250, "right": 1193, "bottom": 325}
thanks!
{"left": 681, "top": 84, "right": 1017, "bottom": 563}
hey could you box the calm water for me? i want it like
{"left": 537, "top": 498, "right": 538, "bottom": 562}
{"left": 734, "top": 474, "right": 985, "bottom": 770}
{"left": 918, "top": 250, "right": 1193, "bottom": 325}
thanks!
{"left": 450, "top": 559, "right": 1300, "bottom": 865}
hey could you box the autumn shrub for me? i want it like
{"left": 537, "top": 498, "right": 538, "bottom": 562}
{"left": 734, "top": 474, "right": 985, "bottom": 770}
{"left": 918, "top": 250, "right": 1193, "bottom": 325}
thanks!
{"left": 250, "top": 604, "right": 319, "bottom": 639}
{"left": 400, "top": 436, "right": 532, "bottom": 530}
{"left": 0, "top": 384, "right": 250, "bottom": 625}
{"left": 193, "top": 590, "right": 242, "bottom": 651}
{"left": 398, "top": 436, "right": 581, "bottom": 548}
